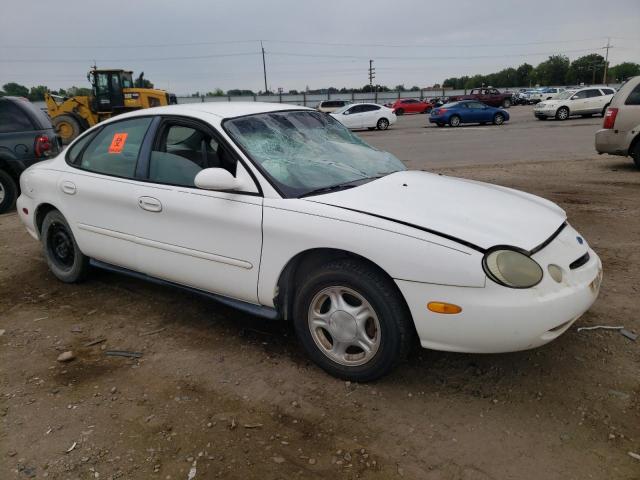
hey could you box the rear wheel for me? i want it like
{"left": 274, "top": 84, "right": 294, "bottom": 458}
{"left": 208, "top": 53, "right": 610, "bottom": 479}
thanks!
{"left": 502, "top": 98, "right": 512, "bottom": 108}
{"left": 41, "top": 210, "right": 90, "bottom": 283}
{"left": 631, "top": 141, "right": 640, "bottom": 169}
{"left": 493, "top": 113, "right": 505, "bottom": 125}
{"left": 293, "top": 259, "right": 414, "bottom": 382}
{"left": 555, "top": 107, "right": 569, "bottom": 121}
{"left": 436, "top": 123, "right": 444, "bottom": 127}
{"left": 0, "top": 170, "right": 17, "bottom": 214}
{"left": 376, "top": 118, "right": 389, "bottom": 130}
{"left": 52, "top": 115, "right": 82, "bottom": 144}
{"left": 449, "top": 115, "right": 461, "bottom": 127}
{"left": 395, "top": 108, "right": 404, "bottom": 116}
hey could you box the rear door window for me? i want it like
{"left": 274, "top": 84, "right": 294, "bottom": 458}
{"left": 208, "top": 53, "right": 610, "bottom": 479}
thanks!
{"left": 586, "top": 89, "right": 602, "bottom": 98}
{"left": 625, "top": 83, "right": 640, "bottom": 105}
{"left": 0, "top": 100, "right": 35, "bottom": 133}
{"left": 78, "top": 117, "right": 153, "bottom": 178}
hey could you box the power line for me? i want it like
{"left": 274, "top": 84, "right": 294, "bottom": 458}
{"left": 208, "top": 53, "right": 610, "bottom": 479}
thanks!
{"left": 0, "top": 52, "right": 260, "bottom": 63}
{"left": 0, "top": 36, "right": 614, "bottom": 50}
{"left": 267, "top": 47, "right": 603, "bottom": 61}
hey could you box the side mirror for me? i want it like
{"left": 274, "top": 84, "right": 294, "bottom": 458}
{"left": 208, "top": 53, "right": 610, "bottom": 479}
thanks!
{"left": 194, "top": 168, "right": 240, "bottom": 191}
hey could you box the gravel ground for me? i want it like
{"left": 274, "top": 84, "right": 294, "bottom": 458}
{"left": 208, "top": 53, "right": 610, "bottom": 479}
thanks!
{"left": 1, "top": 129, "right": 639, "bottom": 479}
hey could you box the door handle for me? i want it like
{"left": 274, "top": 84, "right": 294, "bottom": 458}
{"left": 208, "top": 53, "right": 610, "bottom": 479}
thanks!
{"left": 138, "top": 196, "right": 162, "bottom": 213}
{"left": 61, "top": 181, "right": 77, "bottom": 195}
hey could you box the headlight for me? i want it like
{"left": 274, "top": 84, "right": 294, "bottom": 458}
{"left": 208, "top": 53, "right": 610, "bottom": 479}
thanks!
{"left": 482, "top": 248, "right": 543, "bottom": 288}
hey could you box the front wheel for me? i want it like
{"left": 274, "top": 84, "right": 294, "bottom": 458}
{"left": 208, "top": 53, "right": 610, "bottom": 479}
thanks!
{"left": 0, "top": 170, "right": 17, "bottom": 214}
{"left": 42, "top": 210, "right": 90, "bottom": 283}
{"left": 293, "top": 259, "right": 414, "bottom": 381}
{"left": 376, "top": 118, "right": 389, "bottom": 130}
{"left": 52, "top": 115, "right": 82, "bottom": 144}
{"left": 449, "top": 115, "right": 461, "bottom": 127}
{"left": 493, "top": 113, "right": 505, "bottom": 125}
{"left": 555, "top": 107, "right": 569, "bottom": 121}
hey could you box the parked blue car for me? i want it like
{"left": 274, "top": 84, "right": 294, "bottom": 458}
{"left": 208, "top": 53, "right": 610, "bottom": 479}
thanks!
{"left": 429, "top": 100, "right": 509, "bottom": 127}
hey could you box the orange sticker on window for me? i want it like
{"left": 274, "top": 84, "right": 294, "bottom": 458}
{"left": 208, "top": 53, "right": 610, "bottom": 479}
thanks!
{"left": 108, "top": 133, "right": 128, "bottom": 153}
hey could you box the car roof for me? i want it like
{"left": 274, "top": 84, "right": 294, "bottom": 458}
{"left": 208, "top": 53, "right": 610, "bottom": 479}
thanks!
{"left": 112, "top": 102, "right": 311, "bottom": 123}
{"left": 0, "top": 96, "right": 54, "bottom": 130}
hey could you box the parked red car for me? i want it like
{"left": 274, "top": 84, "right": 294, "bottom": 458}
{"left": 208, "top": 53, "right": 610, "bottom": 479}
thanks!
{"left": 391, "top": 98, "right": 432, "bottom": 115}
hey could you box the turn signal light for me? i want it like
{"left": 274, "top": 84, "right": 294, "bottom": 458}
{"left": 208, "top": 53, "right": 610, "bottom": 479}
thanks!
{"left": 427, "top": 302, "right": 462, "bottom": 314}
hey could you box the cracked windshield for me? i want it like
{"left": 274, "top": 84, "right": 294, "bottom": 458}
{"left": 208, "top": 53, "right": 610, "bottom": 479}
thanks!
{"left": 225, "top": 110, "right": 405, "bottom": 197}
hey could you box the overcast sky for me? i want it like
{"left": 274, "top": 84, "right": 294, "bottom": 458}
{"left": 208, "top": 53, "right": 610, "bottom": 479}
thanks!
{"left": 1, "top": 0, "right": 639, "bottom": 95}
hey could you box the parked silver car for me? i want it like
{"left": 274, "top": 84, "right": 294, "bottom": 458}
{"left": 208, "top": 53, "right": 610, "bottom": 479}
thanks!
{"left": 595, "top": 76, "right": 640, "bottom": 168}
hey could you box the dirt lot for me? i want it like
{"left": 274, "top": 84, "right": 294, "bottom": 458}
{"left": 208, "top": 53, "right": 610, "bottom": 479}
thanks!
{"left": 1, "top": 123, "right": 640, "bottom": 479}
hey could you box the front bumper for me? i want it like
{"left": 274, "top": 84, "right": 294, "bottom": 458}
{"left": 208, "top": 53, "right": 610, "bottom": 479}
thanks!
{"left": 534, "top": 108, "right": 556, "bottom": 118}
{"left": 595, "top": 128, "right": 629, "bottom": 156}
{"left": 396, "top": 224, "right": 602, "bottom": 353}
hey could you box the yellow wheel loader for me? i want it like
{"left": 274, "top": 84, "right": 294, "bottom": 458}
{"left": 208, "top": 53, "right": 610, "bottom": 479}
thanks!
{"left": 46, "top": 68, "right": 176, "bottom": 144}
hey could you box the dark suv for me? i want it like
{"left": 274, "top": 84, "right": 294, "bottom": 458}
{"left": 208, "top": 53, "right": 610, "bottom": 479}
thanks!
{"left": 0, "top": 97, "right": 60, "bottom": 213}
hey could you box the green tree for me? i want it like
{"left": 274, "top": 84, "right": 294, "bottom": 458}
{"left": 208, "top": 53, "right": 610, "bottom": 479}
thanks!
{"left": 608, "top": 62, "right": 640, "bottom": 82}
{"left": 515, "top": 63, "right": 534, "bottom": 87}
{"left": 534, "top": 55, "right": 570, "bottom": 85}
{"left": 28, "top": 85, "right": 48, "bottom": 101}
{"left": 2, "top": 82, "right": 29, "bottom": 97}
{"left": 205, "top": 88, "right": 225, "bottom": 97}
{"left": 566, "top": 54, "right": 605, "bottom": 85}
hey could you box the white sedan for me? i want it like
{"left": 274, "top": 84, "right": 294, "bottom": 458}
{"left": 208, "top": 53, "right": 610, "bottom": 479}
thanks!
{"left": 17, "top": 102, "right": 602, "bottom": 381}
{"left": 330, "top": 103, "right": 396, "bottom": 130}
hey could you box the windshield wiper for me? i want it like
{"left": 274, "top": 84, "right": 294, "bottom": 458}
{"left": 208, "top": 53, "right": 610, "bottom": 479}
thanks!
{"left": 299, "top": 178, "right": 371, "bottom": 198}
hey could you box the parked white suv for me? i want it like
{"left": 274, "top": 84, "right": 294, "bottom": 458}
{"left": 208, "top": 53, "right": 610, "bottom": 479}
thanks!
{"left": 534, "top": 87, "right": 615, "bottom": 120}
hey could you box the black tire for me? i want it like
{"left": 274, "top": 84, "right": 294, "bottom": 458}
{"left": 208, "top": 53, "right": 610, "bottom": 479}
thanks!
{"left": 436, "top": 123, "right": 444, "bottom": 127}
{"left": 376, "top": 118, "right": 390, "bottom": 130}
{"left": 631, "top": 141, "right": 640, "bottom": 169}
{"left": 537, "top": 117, "right": 547, "bottom": 121}
{"left": 292, "top": 259, "right": 414, "bottom": 382}
{"left": 0, "top": 169, "right": 17, "bottom": 214}
{"left": 52, "top": 114, "right": 82, "bottom": 144}
{"left": 367, "top": 127, "right": 375, "bottom": 131}
{"left": 449, "top": 115, "right": 461, "bottom": 127}
{"left": 502, "top": 98, "right": 512, "bottom": 108}
{"left": 555, "top": 107, "right": 569, "bottom": 121}
{"left": 493, "top": 113, "right": 505, "bottom": 125}
{"left": 41, "top": 210, "right": 90, "bottom": 283}
{"left": 395, "top": 108, "right": 404, "bottom": 116}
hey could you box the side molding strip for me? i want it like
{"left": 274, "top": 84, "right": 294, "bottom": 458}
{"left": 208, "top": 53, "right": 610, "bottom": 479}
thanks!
{"left": 90, "top": 259, "right": 280, "bottom": 320}
{"left": 78, "top": 223, "right": 253, "bottom": 269}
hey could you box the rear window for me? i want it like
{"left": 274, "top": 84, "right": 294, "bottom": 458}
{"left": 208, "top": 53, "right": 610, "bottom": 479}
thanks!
{"left": 0, "top": 99, "right": 36, "bottom": 133}
{"left": 625, "top": 83, "right": 640, "bottom": 105}
{"left": 320, "top": 101, "right": 346, "bottom": 108}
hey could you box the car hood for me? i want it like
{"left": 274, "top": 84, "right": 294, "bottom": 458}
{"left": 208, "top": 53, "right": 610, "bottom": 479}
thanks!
{"left": 305, "top": 170, "right": 566, "bottom": 251}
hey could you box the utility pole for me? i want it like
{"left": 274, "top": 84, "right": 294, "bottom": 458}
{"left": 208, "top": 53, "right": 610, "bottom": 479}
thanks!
{"left": 261, "top": 41, "right": 268, "bottom": 94}
{"left": 602, "top": 37, "right": 613, "bottom": 85}
{"left": 368, "top": 59, "right": 375, "bottom": 91}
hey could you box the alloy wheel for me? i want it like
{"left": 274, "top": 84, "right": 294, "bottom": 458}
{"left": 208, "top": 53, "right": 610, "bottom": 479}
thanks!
{"left": 307, "top": 286, "right": 381, "bottom": 367}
